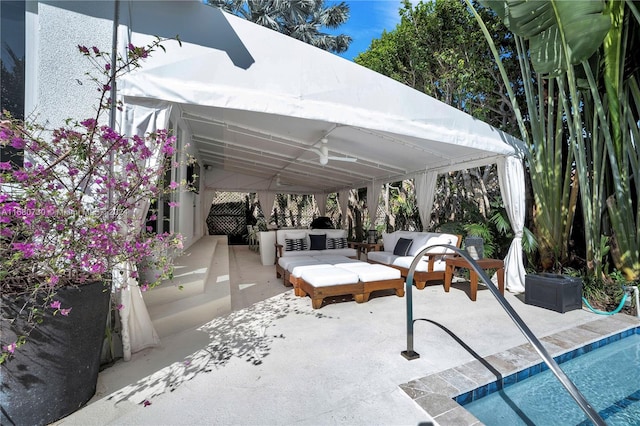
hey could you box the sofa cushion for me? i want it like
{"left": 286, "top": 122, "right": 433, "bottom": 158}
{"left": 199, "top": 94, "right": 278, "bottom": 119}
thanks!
{"left": 408, "top": 234, "right": 431, "bottom": 256}
{"left": 300, "top": 266, "right": 359, "bottom": 287}
{"left": 392, "top": 256, "right": 431, "bottom": 272}
{"left": 309, "top": 234, "right": 326, "bottom": 250}
{"left": 337, "top": 263, "right": 401, "bottom": 281}
{"left": 327, "top": 237, "right": 348, "bottom": 249}
{"left": 393, "top": 238, "right": 413, "bottom": 256}
{"left": 285, "top": 238, "right": 308, "bottom": 251}
{"left": 312, "top": 254, "right": 357, "bottom": 263}
{"left": 278, "top": 256, "right": 318, "bottom": 270}
{"left": 320, "top": 248, "right": 357, "bottom": 258}
{"left": 381, "top": 232, "right": 398, "bottom": 253}
{"left": 367, "top": 251, "right": 398, "bottom": 264}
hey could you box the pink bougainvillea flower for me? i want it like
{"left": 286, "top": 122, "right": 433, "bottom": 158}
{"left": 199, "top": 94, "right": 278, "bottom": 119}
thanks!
{"left": 59, "top": 308, "right": 72, "bottom": 316}
{"left": 140, "top": 284, "right": 149, "bottom": 292}
{"left": 12, "top": 169, "right": 29, "bottom": 182}
{"left": 168, "top": 202, "right": 179, "bottom": 208}
{"left": 47, "top": 275, "right": 60, "bottom": 287}
{"left": 0, "top": 161, "right": 12, "bottom": 170}
{"left": 142, "top": 400, "right": 151, "bottom": 407}
{"left": 12, "top": 242, "right": 35, "bottom": 258}
{"left": 168, "top": 181, "right": 179, "bottom": 190}
{"left": 116, "top": 304, "right": 124, "bottom": 311}
{"left": 11, "top": 136, "right": 26, "bottom": 149}
{"left": 3, "top": 342, "right": 17, "bottom": 354}
{"left": 50, "top": 300, "right": 61, "bottom": 310}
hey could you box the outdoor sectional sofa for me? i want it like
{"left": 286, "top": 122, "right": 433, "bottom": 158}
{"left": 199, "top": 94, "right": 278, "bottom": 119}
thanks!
{"left": 367, "top": 230, "right": 462, "bottom": 289}
{"left": 274, "top": 228, "right": 357, "bottom": 279}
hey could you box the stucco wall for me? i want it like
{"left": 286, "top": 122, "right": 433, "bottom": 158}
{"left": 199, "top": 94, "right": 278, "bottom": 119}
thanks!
{"left": 30, "top": 2, "right": 114, "bottom": 127}
{"left": 28, "top": 1, "right": 204, "bottom": 249}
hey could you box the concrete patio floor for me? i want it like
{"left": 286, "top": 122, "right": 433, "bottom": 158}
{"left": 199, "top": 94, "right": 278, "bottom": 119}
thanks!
{"left": 58, "top": 241, "right": 639, "bottom": 425}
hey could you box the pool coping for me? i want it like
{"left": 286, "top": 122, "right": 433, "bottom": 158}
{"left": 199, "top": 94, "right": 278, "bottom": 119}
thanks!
{"left": 399, "top": 314, "right": 640, "bottom": 426}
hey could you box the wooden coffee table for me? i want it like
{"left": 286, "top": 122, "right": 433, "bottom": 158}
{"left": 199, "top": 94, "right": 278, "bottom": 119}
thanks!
{"left": 444, "top": 256, "right": 504, "bottom": 301}
{"left": 347, "top": 242, "right": 383, "bottom": 260}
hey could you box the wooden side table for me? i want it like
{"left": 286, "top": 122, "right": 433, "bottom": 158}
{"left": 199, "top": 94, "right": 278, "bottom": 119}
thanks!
{"left": 444, "top": 257, "right": 504, "bottom": 301}
{"left": 348, "top": 242, "right": 383, "bottom": 260}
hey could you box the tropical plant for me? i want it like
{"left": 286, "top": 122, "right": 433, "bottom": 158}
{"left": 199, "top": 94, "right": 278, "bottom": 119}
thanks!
{"left": 208, "top": 0, "right": 352, "bottom": 53}
{"left": 0, "top": 38, "right": 185, "bottom": 363}
{"left": 469, "top": 0, "right": 639, "bottom": 282}
{"left": 355, "top": 1, "right": 521, "bottom": 242}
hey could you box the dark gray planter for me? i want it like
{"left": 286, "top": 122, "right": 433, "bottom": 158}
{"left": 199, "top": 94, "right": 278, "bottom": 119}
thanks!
{"left": 1, "top": 280, "right": 110, "bottom": 425}
{"left": 525, "top": 273, "right": 583, "bottom": 313}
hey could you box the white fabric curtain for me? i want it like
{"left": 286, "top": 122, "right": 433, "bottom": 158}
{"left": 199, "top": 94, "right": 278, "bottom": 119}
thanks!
{"left": 338, "top": 189, "right": 350, "bottom": 228}
{"left": 315, "top": 192, "right": 327, "bottom": 217}
{"left": 498, "top": 156, "right": 526, "bottom": 293}
{"left": 366, "top": 181, "right": 382, "bottom": 228}
{"left": 115, "top": 99, "right": 172, "bottom": 360}
{"left": 257, "top": 190, "right": 277, "bottom": 223}
{"left": 415, "top": 171, "right": 438, "bottom": 231}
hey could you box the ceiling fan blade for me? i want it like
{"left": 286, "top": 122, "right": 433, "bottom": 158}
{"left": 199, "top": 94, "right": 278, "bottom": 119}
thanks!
{"left": 327, "top": 156, "right": 357, "bottom": 162}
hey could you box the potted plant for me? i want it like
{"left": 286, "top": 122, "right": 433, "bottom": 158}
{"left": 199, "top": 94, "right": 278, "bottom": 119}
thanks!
{"left": 0, "top": 38, "right": 183, "bottom": 425}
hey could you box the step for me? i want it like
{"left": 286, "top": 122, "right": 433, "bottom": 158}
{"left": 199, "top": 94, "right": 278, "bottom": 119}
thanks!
{"left": 146, "top": 235, "right": 232, "bottom": 338}
{"left": 142, "top": 236, "right": 218, "bottom": 307}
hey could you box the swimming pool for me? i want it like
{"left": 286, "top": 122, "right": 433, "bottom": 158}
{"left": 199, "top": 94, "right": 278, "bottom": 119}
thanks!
{"left": 462, "top": 330, "right": 640, "bottom": 425}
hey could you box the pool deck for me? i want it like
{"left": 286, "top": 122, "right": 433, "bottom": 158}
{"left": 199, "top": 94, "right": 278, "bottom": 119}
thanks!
{"left": 58, "top": 238, "right": 640, "bottom": 425}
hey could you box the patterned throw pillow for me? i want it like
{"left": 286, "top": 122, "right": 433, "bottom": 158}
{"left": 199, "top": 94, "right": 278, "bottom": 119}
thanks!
{"left": 326, "top": 237, "right": 348, "bottom": 249}
{"left": 285, "top": 238, "right": 307, "bottom": 251}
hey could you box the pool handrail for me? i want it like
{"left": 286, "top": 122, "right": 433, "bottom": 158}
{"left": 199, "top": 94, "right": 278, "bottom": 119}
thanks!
{"left": 401, "top": 245, "right": 606, "bottom": 426}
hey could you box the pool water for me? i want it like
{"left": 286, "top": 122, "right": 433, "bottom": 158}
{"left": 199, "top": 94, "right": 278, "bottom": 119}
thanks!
{"left": 464, "top": 333, "right": 640, "bottom": 425}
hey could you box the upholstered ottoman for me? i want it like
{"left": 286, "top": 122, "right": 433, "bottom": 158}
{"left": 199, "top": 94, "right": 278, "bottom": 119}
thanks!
{"left": 290, "top": 264, "right": 337, "bottom": 291}
{"left": 276, "top": 256, "right": 320, "bottom": 285}
{"left": 297, "top": 266, "right": 362, "bottom": 309}
{"left": 336, "top": 263, "right": 405, "bottom": 302}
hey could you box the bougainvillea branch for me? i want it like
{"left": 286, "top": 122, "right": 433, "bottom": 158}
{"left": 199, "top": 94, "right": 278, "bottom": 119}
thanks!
{"left": 0, "top": 36, "right": 185, "bottom": 364}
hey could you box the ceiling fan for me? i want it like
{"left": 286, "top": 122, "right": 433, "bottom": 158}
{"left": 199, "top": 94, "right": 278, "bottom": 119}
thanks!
{"left": 310, "top": 138, "right": 357, "bottom": 165}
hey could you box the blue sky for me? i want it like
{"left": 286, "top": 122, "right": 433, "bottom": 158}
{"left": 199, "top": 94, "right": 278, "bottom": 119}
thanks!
{"left": 327, "top": 1, "right": 407, "bottom": 61}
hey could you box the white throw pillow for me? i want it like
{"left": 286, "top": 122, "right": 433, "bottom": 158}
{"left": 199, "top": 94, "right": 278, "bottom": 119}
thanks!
{"left": 325, "top": 229, "right": 347, "bottom": 239}
{"left": 424, "top": 235, "right": 456, "bottom": 254}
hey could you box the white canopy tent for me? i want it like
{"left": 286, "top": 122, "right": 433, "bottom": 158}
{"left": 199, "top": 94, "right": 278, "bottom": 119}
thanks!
{"left": 33, "top": 0, "right": 528, "bottom": 362}
{"left": 116, "top": 0, "right": 527, "bottom": 292}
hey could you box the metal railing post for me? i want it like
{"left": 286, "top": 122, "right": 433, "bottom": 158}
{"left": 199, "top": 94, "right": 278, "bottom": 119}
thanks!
{"left": 402, "top": 244, "right": 605, "bottom": 426}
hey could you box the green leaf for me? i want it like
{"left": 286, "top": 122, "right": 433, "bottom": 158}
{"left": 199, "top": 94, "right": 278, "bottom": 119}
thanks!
{"left": 480, "top": 0, "right": 611, "bottom": 75}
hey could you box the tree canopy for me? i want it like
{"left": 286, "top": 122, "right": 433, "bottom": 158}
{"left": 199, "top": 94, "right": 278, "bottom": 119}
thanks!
{"left": 355, "top": 0, "right": 521, "bottom": 135}
{"left": 209, "top": 0, "right": 352, "bottom": 53}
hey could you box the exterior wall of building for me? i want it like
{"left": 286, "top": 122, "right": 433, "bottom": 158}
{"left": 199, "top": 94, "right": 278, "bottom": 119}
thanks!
{"left": 27, "top": 2, "right": 114, "bottom": 128}
{"left": 26, "top": 1, "right": 204, "bottom": 250}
